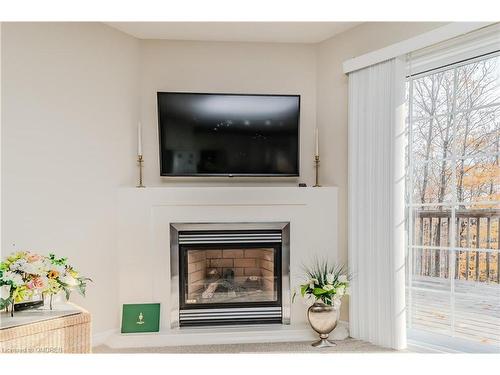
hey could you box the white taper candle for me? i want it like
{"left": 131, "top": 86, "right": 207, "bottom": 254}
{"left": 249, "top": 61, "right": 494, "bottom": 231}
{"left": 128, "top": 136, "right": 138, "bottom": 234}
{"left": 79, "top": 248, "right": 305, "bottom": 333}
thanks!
{"left": 315, "top": 127, "right": 319, "bottom": 157}
{"left": 137, "top": 122, "right": 143, "bottom": 156}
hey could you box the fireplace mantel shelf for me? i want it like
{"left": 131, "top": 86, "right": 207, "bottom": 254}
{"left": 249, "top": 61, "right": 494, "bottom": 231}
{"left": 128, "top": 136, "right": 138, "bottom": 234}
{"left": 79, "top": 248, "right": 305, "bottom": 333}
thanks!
{"left": 118, "top": 186, "right": 337, "bottom": 192}
{"left": 117, "top": 186, "right": 338, "bottom": 207}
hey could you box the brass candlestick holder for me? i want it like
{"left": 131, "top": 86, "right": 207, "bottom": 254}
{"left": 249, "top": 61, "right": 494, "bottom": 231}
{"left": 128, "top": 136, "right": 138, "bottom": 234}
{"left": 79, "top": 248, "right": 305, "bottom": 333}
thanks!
{"left": 137, "top": 155, "right": 145, "bottom": 188}
{"left": 313, "top": 155, "right": 321, "bottom": 187}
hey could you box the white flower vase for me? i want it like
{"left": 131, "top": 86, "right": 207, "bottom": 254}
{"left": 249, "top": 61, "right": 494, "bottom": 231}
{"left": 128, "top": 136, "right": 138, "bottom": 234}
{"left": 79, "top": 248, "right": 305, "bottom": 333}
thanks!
{"left": 44, "top": 293, "right": 60, "bottom": 310}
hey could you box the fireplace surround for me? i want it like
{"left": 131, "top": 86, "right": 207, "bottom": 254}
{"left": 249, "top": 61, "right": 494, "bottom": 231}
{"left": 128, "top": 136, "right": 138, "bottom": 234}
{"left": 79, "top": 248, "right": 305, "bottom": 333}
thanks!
{"left": 170, "top": 222, "right": 290, "bottom": 328}
{"left": 114, "top": 187, "right": 338, "bottom": 347}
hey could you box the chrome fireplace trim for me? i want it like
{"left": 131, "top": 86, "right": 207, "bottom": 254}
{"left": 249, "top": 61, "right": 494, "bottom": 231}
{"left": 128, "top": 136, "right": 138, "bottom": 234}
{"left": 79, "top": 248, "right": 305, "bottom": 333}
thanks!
{"left": 169, "top": 221, "right": 291, "bottom": 328}
{"left": 178, "top": 232, "right": 283, "bottom": 244}
{"left": 180, "top": 306, "right": 282, "bottom": 321}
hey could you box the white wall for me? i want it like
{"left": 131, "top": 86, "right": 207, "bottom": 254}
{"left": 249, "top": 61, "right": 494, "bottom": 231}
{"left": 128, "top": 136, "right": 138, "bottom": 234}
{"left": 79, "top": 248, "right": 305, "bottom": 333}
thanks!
{"left": 1, "top": 23, "right": 139, "bottom": 333}
{"left": 139, "top": 39, "right": 317, "bottom": 186}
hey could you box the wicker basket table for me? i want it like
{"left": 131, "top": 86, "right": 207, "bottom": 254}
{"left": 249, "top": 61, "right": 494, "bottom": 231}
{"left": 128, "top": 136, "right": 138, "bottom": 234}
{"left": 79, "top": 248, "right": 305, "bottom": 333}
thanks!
{"left": 0, "top": 303, "right": 91, "bottom": 354}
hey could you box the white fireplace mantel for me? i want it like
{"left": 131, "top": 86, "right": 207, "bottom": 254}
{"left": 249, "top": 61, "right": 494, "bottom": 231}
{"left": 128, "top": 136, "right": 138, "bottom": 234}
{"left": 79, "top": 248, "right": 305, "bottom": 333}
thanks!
{"left": 110, "top": 186, "right": 338, "bottom": 347}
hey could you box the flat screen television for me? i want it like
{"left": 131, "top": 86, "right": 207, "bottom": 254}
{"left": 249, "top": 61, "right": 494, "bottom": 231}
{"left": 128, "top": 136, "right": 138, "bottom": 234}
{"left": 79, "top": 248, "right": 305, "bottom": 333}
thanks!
{"left": 157, "top": 92, "right": 300, "bottom": 176}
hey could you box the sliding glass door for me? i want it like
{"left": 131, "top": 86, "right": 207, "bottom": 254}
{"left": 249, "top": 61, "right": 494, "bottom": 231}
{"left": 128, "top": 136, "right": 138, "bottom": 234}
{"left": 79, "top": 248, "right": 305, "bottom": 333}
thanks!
{"left": 406, "top": 53, "right": 500, "bottom": 347}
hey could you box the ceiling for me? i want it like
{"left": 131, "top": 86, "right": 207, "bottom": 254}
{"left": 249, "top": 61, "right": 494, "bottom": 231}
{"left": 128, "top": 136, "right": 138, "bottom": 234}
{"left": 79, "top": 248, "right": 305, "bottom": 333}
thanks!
{"left": 105, "top": 22, "right": 362, "bottom": 43}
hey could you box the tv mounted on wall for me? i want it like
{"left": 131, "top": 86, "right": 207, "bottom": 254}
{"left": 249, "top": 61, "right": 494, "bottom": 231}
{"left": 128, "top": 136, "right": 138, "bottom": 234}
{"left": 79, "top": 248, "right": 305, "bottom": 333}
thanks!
{"left": 157, "top": 92, "right": 300, "bottom": 177}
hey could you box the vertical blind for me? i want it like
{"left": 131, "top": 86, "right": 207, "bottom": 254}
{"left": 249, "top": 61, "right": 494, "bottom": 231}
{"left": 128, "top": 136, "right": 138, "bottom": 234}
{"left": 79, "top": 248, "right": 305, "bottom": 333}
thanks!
{"left": 348, "top": 57, "right": 407, "bottom": 349}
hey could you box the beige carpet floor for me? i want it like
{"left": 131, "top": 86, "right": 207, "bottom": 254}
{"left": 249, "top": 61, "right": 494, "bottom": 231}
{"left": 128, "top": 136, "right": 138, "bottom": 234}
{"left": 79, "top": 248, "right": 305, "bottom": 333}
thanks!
{"left": 93, "top": 338, "right": 393, "bottom": 353}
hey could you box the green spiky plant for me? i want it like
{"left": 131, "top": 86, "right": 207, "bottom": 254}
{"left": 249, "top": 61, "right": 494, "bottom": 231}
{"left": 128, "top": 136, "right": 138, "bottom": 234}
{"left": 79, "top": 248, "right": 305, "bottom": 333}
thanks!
{"left": 293, "top": 259, "right": 350, "bottom": 306}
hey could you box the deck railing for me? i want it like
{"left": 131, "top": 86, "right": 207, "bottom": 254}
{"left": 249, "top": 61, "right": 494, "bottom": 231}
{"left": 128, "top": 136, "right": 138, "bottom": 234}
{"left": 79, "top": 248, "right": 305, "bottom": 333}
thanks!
{"left": 413, "top": 208, "right": 500, "bottom": 283}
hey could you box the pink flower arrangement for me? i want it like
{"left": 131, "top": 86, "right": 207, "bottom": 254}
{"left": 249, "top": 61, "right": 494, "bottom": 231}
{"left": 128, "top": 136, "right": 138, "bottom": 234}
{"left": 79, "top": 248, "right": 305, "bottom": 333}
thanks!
{"left": 27, "top": 276, "right": 47, "bottom": 290}
{"left": 1, "top": 251, "right": 91, "bottom": 315}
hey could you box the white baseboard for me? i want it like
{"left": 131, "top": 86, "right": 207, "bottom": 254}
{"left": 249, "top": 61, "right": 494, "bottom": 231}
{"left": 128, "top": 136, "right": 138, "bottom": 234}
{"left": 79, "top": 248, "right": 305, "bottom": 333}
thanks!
{"left": 93, "top": 321, "right": 349, "bottom": 349}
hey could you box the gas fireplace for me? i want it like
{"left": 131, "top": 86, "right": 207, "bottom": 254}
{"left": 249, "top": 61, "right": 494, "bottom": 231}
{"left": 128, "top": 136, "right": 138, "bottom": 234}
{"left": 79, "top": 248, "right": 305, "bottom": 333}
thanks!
{"left": 170, "top": 222, "right": 290, "bottom": 327}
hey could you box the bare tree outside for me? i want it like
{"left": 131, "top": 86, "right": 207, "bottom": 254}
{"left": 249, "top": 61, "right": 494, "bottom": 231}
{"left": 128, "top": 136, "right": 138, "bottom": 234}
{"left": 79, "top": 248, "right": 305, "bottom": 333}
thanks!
{"left": 406, "top": 54, "right": 500, "bottom": 345}
{"left": 409, "top": 55, "right": 499, "bottom": 281}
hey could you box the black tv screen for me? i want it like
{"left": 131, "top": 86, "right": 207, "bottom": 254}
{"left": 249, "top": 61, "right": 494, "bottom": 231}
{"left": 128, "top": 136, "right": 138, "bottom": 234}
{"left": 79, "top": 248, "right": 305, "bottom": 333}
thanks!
{"left": 157, "top": 92, "right": 300, "bottom": 176}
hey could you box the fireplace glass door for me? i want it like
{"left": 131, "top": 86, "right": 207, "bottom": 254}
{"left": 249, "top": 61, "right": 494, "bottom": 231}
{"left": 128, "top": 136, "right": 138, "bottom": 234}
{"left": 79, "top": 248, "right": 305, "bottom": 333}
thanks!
{"left": 172, "top": 224, "right": 289, "bottom": 327}
{"left": 180, "top": 245, "right": 281, "bottom": 308}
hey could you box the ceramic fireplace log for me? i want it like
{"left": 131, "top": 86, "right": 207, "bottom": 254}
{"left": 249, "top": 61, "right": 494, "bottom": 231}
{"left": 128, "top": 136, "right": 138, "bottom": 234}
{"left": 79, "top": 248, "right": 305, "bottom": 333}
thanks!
{"left": 202, "top": 280, "right": 220, "bottom": 299}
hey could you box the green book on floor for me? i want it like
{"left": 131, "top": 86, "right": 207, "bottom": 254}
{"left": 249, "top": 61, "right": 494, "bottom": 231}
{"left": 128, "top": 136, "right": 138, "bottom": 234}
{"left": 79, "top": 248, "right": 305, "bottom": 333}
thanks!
{"left": 121, "top": 303, "right": 160, "bottom": 333}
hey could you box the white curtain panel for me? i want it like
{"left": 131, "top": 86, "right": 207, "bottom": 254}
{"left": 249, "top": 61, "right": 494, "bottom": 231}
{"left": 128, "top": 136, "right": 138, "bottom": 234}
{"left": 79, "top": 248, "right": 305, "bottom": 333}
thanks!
{"left": 347, "top": 57, "right": 407, "bottom": 350}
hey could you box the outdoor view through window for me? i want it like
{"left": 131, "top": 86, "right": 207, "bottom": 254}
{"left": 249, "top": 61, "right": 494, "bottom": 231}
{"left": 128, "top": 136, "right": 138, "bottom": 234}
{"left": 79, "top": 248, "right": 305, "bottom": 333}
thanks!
{"left": 406, "top": 53, "right": 500, "bottom": 346}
